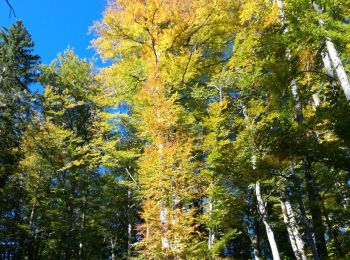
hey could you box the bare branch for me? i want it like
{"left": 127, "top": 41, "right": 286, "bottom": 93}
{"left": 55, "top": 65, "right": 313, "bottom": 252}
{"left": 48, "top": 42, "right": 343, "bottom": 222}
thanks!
{"left": 5, "top": 0, "right": 16, "bottom": 18}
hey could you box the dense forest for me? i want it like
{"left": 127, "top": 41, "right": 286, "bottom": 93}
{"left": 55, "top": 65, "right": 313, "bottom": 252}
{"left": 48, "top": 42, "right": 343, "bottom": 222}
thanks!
{"left": 1, "top": 0, "right": 350, "bottom": 259}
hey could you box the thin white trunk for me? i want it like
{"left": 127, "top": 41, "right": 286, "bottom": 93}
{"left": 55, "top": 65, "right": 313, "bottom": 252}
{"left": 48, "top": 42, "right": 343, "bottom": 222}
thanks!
{"left": 252, "top": 234, "right": 260, "bottom": 260}
{"left": 281, "top": 198, "right": 307, "bottom": 260}
{"left": 325, "top": 38, "right": 350, "bottom": 100}
{"left": 276, "top": 0, "right": 303, "bottom": 122}
{"left": 171, "top": 187, "right": 180, "bottom": 249}
{"left": 312, "top": 93, "right": 320, "bottom": 107}
{"left": 110, "top": 239, "right": 116, "bottom": 260}
{"left": 206, "top": 88, "right": 223, "bottom": 251}
{"left": 208, "top": 199, "right": 215, "bottom": 250}
{"left": 335, "top": 173, "right": 350, "bottom": 209}
{"left": 291, "top": 80, "right": 303, "bottom": 122}
{"left": 29, "top": 205, "right": 35, "bottom": 231}
{"left": 322, "top": 50, "right": 335, "bottom": 79}
{"left": 127, "top": 189, "right": 132, "bottom": 257}
{"left": 284, "top": 199, "right": 306, "bottom": 260}
{"left": 281, "top": 200, "right": 299, "bottom": 256}
{"left": 255, "top": 181, "right": 280, "bottom": 260}
{"left": 79, "top": 197, "right": 86, "bottom": 258}
{"left": 247, "top": 223, "right": 261, "bottom": 260}
{"left": 156, "top": 105, "right": 170, "bottom": 250}
{"left": 160, "top": 207, "right": 170, "bottom": 249}
{"left": 312, "top": 2, "right": 350, "bottom": 101}
{"left": 276, "top": 0, "right": 287, "bottom": 28}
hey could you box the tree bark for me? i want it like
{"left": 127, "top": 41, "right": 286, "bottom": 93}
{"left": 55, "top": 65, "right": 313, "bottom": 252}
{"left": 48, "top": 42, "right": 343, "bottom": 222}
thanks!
{"left": 247, "top": 209, "right": 261, "bottom": 260}
{"left": 280, "top": 194, "right": 307, "bottom": 260}
{"left": 276, "top": 0, "right": 304, "bottom": 123}
{"left": 255, "top": 181, "right": 280, "bottom": 260}
{"left": 321, "top": 198, "right": 343, "bottom": 257}
{"left": 160, "top": 206, "right": 170, "bottom": 249}
{"left": 281, "top": 199, "right": 298, "bottom": 257}
{"left": 28, "top": 204, "right": 36, "bottom": 260}
{"left": 110, "top": 238, "right": 116, "bottom": 260}
{"left": 290, "top": 167, "right": 320, "bottom": 260}
{"left": 312, "top": 1, "right": 350, "bottom": 101}
{"left": 127, "top": 189, "right": 132, "bottom": 258}
{"left": 303, "top": 160, "right": 328, "bottom": 259}
{"left": 321, "top": 50, "right": 336, "bottom": 89}
{"left": 208, "top": 198, "right": 215, "bottom": 250}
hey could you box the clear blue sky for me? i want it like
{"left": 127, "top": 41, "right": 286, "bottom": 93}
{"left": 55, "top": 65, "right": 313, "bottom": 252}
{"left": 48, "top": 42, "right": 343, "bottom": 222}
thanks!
{"left": 0, "top": 0, "right": 107, "bottom": 65}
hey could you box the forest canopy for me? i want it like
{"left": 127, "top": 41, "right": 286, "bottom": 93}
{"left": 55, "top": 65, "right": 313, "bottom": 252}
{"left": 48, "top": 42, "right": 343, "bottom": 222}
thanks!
{"left": 0, "top": 0, "right": 350, "bottom": 259}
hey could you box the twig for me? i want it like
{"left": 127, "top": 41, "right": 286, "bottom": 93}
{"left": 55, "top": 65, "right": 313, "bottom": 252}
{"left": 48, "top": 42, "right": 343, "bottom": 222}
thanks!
{"left": 5, "top": 0, "right": 16, "bottom": 18}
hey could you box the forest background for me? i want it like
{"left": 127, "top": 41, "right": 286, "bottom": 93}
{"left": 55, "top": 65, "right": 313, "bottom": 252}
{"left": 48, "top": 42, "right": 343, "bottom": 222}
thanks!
{"left": 0, "top": 0, "right": 350, "bottom": 259}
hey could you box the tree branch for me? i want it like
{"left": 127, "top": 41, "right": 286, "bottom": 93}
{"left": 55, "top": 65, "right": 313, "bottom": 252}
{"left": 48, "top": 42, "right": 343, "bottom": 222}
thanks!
{"left": 5, "top": 0, "right": 16, "bottom": 18}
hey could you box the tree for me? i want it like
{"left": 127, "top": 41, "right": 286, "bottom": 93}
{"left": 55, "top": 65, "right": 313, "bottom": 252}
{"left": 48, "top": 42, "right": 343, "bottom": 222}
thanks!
{"left": 0, "top": 21, "right": 39, "bottom": 258}
{"left": 0, "top": 21, "right": 39, "bottom": 187}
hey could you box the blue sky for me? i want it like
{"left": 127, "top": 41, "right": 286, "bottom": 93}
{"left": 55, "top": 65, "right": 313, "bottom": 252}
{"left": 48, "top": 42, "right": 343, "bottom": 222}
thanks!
{"left": 0, "top": 0, "right": 107, "bottom": 65}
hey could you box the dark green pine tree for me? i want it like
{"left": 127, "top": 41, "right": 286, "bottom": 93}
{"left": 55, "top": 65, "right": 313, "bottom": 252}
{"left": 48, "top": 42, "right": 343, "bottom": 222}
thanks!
{"left": 0, "top": 21, "right": 39, "bottom": 258}
{"left": 0, "top": 20, "right": 40, "bottom": 187}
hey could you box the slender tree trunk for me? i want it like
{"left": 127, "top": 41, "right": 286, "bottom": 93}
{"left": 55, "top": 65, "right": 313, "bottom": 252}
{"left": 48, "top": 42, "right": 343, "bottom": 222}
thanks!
{"left": 243, "top": 108, "right": 261, "bottom": 259}
{"left": 281, "top": 199, "right": 298, "bottom": 257}
{"left": 127, "top": 189, "right": 132, "bottom": 258}
{"left": 290, "top": 167, "right": 320, "bottom": 260}
{"left": 255, "top": 181, "right": 280, "bottom": 260}
{"left": 335, "top": 172, "right": 350, "bottom": 209}
{"left": 78, "top": 196, "right": 86, "bottom": 259}
{"left": 321, "top": 50, "right": 337, "bottom": 93}
{"left": 155, "top": 94, "right": 171, "bottom": 251}
{"left": 208, "top": 198, "right": 215, "bottom": 250}
{"left": 312, "top": 1, "right": 350, "bottom": 101}
{"left": 110, "top": 238, "right": 116, "bottom": 260}
{"left": 280, "top": 194, "right": 307, "bottom": 260}
{"left": 207, "top": 87, "right": 224, "bottom": 251}
{"left": 320, "top": 198, "right": 343, "bottom": 257}
{"left": 247, "top": 225, "right": 261, "bottom": 260}
{"left": 245, "top": 109, "right": 277, "bottom": 259}
{"left": 160, "top": 206, "right": 170, "bottom": 249}
{"left": 208, "top": 180, "right": 215, "bottom": 251}
{"left": 276, "top": 0, "right": 304, "bottom": 123}
{"left": 28, "top": 204, "right": 36, "bottom": 260}
{"left": 325, "top": 38, "right": 350, "bottom": 100}
{"left": 247, "top": 207, "right": 261, "bottom": 260}
{"left": 251, "top": 229, "right": 260, "bottom": 260}
{"left": 303, "top": 160, "right": 328, "bottom": 258}
{"left": 158, "top": 141, "right": 170, "bottom": 250}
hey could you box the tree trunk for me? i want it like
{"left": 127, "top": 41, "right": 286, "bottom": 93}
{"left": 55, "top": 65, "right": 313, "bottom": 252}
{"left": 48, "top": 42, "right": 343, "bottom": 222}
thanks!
{"left": 303, "top": 160, "right": 328, "bottom": 258}
{"left": 28, "top": 204, "right": 36, "bottom": 260}
{"left": 79, "top": 196, "right": 86, "bottom": 259}
{"left": 208, "top": 198, "right": 215, "bottom": 250}
{"left": 335, "top": 172, "right": 350, "bottom": 209}
{"left": 321, "top": 198, "right": 343, "bottom": 257}
{"left": 276, "top": 0, "right": 304, "bottom": 123}
{"left": 321, "top": 50, "right": 337, "bottom": 91}
{"left": 251, "top": 229, "right": 260, "bottom": 260}
{"left": 110, "top": 238, "right": 116, "bottom": 260}
{"left": 312, "top": 1, "right": 350, "bottom": 101}
{"left": 281, "top": 199, "right": 298, "bottom": 257}
{"left": 208, "top": 181, "right": 215, "bottom": 251}
{"left": 325, "top": 38, "right": 350, "bottom": 100}
{"left": 247, "top": 211, "right": 261, "bottom": 260}
{"left": 280, "top": 194, "right": 307, "bottom": 260}
{"left": 160, "top": 206, "right": 170, "bottom": 249}
{"left": 290, "top": 167, "right": 320, "bottom": 260}
{"left": 255, "top": 181, "right": 280, "bottom": 260}
{"left": 127, "top": 189, "right": 132, "bottom": 258}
